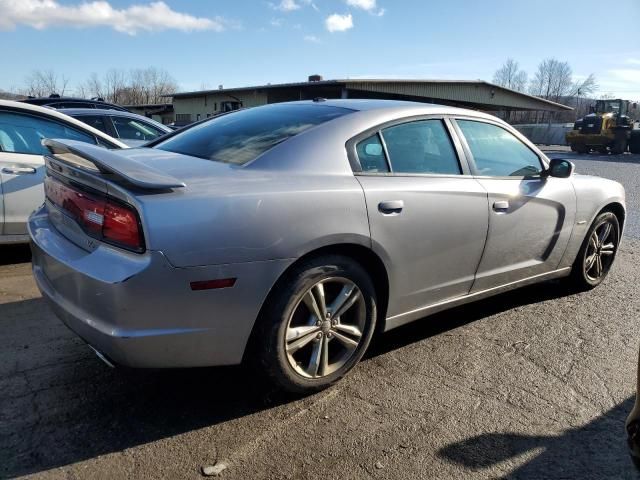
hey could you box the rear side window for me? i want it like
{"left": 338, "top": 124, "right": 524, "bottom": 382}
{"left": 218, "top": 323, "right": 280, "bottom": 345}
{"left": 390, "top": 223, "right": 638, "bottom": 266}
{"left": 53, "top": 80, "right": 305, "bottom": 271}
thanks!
{"left": 155, "top": 104, "right": 352, "bottom": 165}
{"left": 76, "top": 115, "right": 109, "bottom": 134}
{"left": 456, "top": 120, "right": 542, "bottom": 177}
{"left": 356, "top": 134, "right": 389, "bottom": 172}
{"left": 112, "top": 116, "right": 165, "bottom": 141}
{"left": 381, "top": 120, "right": 461, "bottom": 174}
{"left": 0, "top": 111, "right": 96, "bottom": 155}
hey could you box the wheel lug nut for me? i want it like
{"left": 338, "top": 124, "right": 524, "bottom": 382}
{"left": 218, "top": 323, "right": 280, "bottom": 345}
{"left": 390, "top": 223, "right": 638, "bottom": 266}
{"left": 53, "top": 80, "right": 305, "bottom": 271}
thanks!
{"left": 316, "top": 333, "right": 322, "bottom": 339}
{"left": 327, "top": 332, "right": 333, "bottom": 338}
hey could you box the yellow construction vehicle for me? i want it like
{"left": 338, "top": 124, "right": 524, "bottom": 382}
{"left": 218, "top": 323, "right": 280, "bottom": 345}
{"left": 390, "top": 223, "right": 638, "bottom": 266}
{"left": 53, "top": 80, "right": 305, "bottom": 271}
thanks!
{"left": 566, "top": 99, "right": 640, "bottom": 154}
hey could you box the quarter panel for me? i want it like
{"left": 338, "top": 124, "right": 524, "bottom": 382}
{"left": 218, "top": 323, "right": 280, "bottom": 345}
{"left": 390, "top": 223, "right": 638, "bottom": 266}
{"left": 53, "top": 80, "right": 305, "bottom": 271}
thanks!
{"left": 139, "top": 173, "right": 371, "bottom": 267}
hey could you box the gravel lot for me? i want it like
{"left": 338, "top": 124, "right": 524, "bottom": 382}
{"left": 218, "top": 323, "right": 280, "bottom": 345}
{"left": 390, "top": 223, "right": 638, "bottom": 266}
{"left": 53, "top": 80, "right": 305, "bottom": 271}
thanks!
{"left": 1, "top": 151, "right": 639, "bottom": 479}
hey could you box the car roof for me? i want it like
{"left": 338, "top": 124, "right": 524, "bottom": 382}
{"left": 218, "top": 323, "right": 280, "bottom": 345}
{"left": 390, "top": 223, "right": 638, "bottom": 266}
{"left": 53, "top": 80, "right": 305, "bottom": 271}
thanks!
{"left": 265, "top": 99, "right": 496, "bottom": 120}
{"left": 20, "top": 97, "right": 129, "bottom": 111}
{"left": 0, "top": 99, "right": 128, "bottom": 148}
{"left": 62, "top": 108, "right": 172, "bottom": 131}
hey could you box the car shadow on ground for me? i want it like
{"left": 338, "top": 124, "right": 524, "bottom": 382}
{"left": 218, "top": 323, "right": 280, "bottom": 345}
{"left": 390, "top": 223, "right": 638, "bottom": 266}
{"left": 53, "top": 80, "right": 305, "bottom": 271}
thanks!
{"left": 1, "top": 279, "right": 585, "bottom": 478}
{"left": 438, "top": 396, "right": 637, "bottom": 478}
{"left": 366, "top": 279, "right": 570, "bottom": 359}
{"left": 0, "top": 243, "right": 31, "bottom": 266}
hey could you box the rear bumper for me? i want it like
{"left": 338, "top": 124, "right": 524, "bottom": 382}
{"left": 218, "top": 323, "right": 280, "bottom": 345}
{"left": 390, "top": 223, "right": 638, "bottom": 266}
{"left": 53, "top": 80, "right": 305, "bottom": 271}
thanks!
{"left": 29, "top": 205, "right": 293, "bottom": 368}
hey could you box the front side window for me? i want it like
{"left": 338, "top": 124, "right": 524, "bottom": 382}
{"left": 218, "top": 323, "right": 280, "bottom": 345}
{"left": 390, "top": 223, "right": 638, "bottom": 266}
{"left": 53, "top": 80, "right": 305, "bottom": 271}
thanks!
{"left": 456, "top": 120, "right": 542, "bottom": 177}
{"left": 0, "top": 111, "right": 96, "bottom": 155}
{"left": 112, "top": 116, "right": 165, "bottom": 141}
{"left": 155, "top": 104, "right": 352, "bottom": 165}
{"left": 381, "top": 120, "right": 461, "bottom": 174}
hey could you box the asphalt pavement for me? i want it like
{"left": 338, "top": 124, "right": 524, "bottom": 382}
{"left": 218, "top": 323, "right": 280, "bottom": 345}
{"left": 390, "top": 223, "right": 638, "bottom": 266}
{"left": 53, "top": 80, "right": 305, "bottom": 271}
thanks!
{"left": 1, "top": 151, "right": 639, "bottom": 479}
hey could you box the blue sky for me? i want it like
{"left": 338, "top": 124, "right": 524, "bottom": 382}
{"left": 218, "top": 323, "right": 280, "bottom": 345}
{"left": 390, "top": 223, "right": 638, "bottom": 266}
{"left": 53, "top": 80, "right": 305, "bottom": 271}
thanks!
{"left": 1, "top": 0, "right": 639, "bottom": 98}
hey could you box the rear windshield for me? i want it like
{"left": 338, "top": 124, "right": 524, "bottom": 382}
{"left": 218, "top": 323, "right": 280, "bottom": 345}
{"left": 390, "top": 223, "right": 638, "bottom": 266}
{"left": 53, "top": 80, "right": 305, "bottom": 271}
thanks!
{"left": 153, "top": 103, "right": 352, "bottom": 165}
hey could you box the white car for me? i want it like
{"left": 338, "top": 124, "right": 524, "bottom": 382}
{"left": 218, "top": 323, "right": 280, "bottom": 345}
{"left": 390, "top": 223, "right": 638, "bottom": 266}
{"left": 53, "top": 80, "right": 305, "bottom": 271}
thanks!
{"left": 0, "top": 100, "right": 126, "bottom": 244}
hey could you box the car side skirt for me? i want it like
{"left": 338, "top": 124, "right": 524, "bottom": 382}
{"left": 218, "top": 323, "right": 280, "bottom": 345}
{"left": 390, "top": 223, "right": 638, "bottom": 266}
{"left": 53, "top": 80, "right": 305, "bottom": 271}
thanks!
{"left": 385, "top": 267, "right": 571, "bottom": 331}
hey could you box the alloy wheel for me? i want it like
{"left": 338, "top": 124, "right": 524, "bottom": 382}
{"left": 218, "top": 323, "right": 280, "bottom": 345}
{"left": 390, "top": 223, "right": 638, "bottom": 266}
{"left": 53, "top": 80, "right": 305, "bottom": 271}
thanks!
{"left": 584, "top": 220, "right": 617, "bottom": 281}
{"left": 284, "top": 277, "right": 366, "bottom": 379}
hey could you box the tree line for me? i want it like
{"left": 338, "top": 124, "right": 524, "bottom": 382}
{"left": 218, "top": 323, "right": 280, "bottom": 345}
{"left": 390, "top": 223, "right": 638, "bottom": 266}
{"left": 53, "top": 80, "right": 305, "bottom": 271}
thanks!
{"left": 4, "top": 67, "right": 178, "bottom": 106}
{"left": 492, "top": 58, "right": 598, "bottom": 123}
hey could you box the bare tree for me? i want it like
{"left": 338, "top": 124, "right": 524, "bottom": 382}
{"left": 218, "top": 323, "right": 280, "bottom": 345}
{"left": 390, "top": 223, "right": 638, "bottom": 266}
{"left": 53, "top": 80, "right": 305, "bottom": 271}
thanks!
{"left": 74, "top": 67, "right": 177, "bottom": 105}
{"left": 529, "top": 58, "right": 574, "bottom": 103}
{"left": 527, "top": 58, "right": 598, "bottom": 123}
{"left": 493, "top": 59, "right": 527, "bottom": 92}
{"left": 128, "top": 67, "right": 177, "bottom": 105}
{"left": 23, "top": 69, "right": 69, "bottom": 97}
{"left": 571, "top": 74, "right": 598, "bottom": 119}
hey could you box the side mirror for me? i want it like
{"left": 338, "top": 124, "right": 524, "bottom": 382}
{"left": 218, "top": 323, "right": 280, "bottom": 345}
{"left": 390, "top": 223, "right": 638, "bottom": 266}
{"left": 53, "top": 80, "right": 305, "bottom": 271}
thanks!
{"left": 543, "top": 158, "right": 575, "bottom": 178}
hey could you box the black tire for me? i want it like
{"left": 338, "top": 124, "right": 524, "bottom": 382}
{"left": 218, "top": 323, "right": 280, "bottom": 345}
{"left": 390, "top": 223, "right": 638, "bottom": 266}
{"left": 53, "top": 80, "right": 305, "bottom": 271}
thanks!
{"left": 569, "top": 143, "right": 577, "bottom": 152}
{"left": 252, "top": 255, "right": 377, "bottom": 394}
{"left": 630, "top": 135, "right": 640, "bottom": 154}
{"left": 611, "top": 138, "right": 628, "bottom": 155}
{"left": 568, "top": 211, "right": 620, "bottom": 290}
{"left": 575, "top": 143, "right": 588, "bottom": 154}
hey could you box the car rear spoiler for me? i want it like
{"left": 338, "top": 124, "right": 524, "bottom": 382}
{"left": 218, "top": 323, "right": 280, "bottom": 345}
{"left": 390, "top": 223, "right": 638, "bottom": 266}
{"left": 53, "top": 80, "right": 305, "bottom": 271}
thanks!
{"left": 43, "top": 138, "right": 186, "bottom": 190}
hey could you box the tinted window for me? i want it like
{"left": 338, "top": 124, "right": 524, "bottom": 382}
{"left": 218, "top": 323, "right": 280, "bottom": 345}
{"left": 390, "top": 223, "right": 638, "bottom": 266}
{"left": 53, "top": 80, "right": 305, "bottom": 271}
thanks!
{"left": 380, "top": 120, "right": 461, "bottom": 174}
{"left": 155, "top": 104, "right": 352, "bottom": 165}
{"left": 457, "top": 120, "right": 542, "bottom": 176}
{"left": 356, "top": 134, "right": 389, "bottom": 172}
{"left": 76, "top": 115, "right": 109, "bottom": 134}
{"left": 0, "top": 111, "right": 96, "bottom": 155}
{"left": 112, "top": 116, "right": 165, "bottom": 141}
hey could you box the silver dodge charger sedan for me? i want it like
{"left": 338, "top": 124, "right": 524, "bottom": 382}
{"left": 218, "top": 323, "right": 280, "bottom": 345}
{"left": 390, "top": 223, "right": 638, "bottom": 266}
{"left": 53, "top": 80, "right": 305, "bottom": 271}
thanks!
{"left": 28, "top": 100, "right": 625, "bottom": 393}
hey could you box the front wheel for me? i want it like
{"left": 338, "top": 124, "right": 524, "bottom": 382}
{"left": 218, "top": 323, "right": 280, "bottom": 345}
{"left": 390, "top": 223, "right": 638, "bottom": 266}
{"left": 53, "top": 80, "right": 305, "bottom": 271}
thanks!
{"left": 253, "top": 255, "right": 377, "bottom": 394}
{"left": 568, "top": 212, "right": 620, "bottom": 290}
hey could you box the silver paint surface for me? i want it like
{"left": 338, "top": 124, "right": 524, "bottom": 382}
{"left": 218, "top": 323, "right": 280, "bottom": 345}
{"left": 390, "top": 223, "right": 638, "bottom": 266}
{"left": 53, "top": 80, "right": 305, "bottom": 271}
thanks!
{"left": 28, "top": 100, "right": 626, "bottom": 367}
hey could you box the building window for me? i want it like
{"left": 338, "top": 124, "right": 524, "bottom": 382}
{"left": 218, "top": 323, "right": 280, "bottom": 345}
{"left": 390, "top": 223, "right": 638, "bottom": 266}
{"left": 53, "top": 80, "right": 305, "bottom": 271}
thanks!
{"left": 221, "top": 101, "right": 242, "bottom": 112}
{"left": 175, "top": 113, "right": 192, "bottom": 124}
{"left": 207, "top": 113, "right": 211, "bottom": 118}
{"left": 196, "top": 113, "right": 201, "bottom": 121}
{"left": 214, "top": 102, "right": 217, "bottom": 111}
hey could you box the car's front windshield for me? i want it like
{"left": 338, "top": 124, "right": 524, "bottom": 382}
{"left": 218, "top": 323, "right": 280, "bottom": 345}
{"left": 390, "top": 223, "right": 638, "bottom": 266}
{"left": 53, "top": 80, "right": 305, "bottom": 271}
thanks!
{"left": 153, "top": 103, "right": 352, "bottom": 165}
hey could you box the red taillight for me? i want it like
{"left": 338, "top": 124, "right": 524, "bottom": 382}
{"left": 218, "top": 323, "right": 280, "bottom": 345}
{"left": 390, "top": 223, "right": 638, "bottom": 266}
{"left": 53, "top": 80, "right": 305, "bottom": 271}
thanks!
{"left": 44, "top": 176, "right": 144, "bottom": 252}
{"left": 103, "top": 203, "right": 141, "bottom": 249}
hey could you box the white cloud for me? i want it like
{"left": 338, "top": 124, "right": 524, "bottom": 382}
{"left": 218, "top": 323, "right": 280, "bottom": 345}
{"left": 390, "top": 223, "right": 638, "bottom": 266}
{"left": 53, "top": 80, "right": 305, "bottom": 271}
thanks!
{"left": 270, "top": 18, "right": 284, "bottom": 27}
{"left": 270, "top": 0, "right": 300, "bottom": 12}
{"left": 625, "top": 58, "right": 640, "bottom": 65}
{"left": 598, "top": 68, "right": 640, "bottom": 99}
{"left": 346, "top": 0, "right": 375, "bottom": 9}
{"left": 325, "top": 13, "right": 353, "bottom": 32}
{"left": 304, "top": 34, "right": 320, "bottom": 43}
{"left": 0, "top": 0, "right": 227, "bottom": 34}
{"left": 345, "top": 0, "right": 384, "bottom": 15}
{"left": 301, "top": 0, "right": 320, "bottom": 11}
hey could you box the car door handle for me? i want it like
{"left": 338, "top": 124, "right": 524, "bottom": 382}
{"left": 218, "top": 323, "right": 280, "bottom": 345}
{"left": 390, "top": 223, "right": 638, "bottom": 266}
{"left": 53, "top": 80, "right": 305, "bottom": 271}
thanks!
{"left": 378, "top": 200, "right": 404, "bottom": 214}
{"left": 2, "top": 166, "right": 37, "bottom": 174}
{"left": 493, "top": 200, "right": 510, "bottom": 212}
